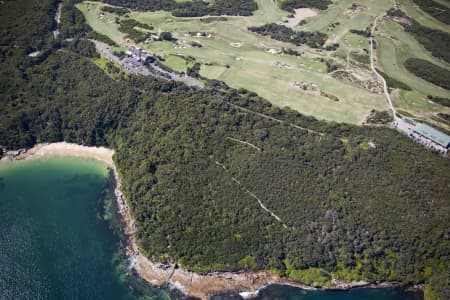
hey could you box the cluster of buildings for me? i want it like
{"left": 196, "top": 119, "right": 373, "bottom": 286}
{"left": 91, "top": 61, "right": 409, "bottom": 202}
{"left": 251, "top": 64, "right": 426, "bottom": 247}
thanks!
{"left": 121, "top": 46, "right": 156, "bottom": 75}
{"left": 125, "top": 46, "right": 155, "bottom": 63}
{"left": 394, "top": 117, "right": 450, "bottom": 154}
{"left": 119, "top": 45, "right": 203, "bottom": 87}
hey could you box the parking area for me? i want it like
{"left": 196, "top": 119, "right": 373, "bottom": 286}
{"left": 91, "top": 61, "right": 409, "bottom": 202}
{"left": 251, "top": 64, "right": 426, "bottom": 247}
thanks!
{"left": 121, "top": 57, "right": 151, "bottom": 75}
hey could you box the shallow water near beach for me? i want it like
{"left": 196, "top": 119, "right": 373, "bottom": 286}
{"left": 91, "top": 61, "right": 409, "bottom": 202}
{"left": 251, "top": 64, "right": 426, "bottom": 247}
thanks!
{"left": 0, "top": 156, "right": 423, "bottom": 300}
{"left": 0, "top": 156, "right": 173, "bottom": 300}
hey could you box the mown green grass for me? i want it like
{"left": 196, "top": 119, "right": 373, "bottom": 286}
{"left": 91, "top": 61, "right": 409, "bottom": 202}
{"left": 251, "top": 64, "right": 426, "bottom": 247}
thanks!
{"left": 164, "top": 54, "right": 188, "bottom": 72}
{"left": 89, "top": 0, "right": 382, "bottom": 124}
{"left": 78, "top": 0, "right": 449, "bottom": 125}
{"left": 398, "top": 0, "right": 450, "bottom": 33}
{"left": 370, "top": 4, "right": 450, "bottom": 128}
{"left": 396, "top": 90, "right": 440, "bottom": 112}
{"left": 299, "top": 0, "right": 354, "bottom": 33}
{"left": 76, "top": 2, "right": 126, "bottom": 44}
{"left": 392, "top": 89, "right": 448, "bottom": 124}
{"left": 154, "top": 1, "right": 383, "bottom": 122}
{"left": 350, "top": 52, "right": 370, "bottom": 65}
{"left": 297, "top": 0, "right": 388, "bottom": 62}
{"left": 433, "top": 0, "right": 450, "bottom": 9}
{"left": 342, "top": 32, "right": 369, "bottom": 50}
{"left": 299, "top": 0, "right": 391, "bottom": 33}
{"left": 375, "top": 18, "right": 450, "bottom": 127}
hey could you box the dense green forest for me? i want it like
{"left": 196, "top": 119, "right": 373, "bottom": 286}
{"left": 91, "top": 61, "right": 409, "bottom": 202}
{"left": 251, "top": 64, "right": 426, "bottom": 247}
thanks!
{"left": 280, "top": 0, "right": 332, "bottom": 11}
{"left": 0, "top": 1, "right": 449, "bottom": 299}
{"left": 413, "top": 0, "right": 450, "bottom": 25}
{"left": 248, "top": 23, "right": 328, "bottom": 48}
{"left": 59, "top": 0, "right": 90, "bottom": 39}
{"left": 0, "top": 0, "right": 56, "bottom": 52}
{"left": 102, "top": 0, "right": 258, "bottom": 17}
{"left": 404, "top": 58, "right": 450, "bottom": 90}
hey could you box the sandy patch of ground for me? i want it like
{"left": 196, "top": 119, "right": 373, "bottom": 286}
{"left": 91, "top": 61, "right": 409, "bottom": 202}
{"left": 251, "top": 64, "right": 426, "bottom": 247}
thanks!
{"left": 390, "top": 16, "right": 412, "bottom": 25}
{"left": 282, "top": 8, "right": 317, "bottom": 28}
{"left": 268, "top": 48, "right": 281, "bottom": 54}
{"left": 27, "top": 51, "right": 41, "bottom": 57}
{"left": 14, "top": 142, "right": 114, "bottom": 166}
{"left": 230, "top": 42, "right": 242, "bottom": 48}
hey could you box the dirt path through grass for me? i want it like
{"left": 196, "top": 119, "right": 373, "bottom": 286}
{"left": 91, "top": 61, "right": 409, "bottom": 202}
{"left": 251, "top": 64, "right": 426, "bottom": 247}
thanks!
{"left": 370, "top": 16, "right": 397, "bottom": 119}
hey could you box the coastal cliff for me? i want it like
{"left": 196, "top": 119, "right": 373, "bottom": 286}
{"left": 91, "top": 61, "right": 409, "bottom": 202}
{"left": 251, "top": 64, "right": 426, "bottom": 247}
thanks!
{"left": 4, "top": 142, "right": 423, "bottom": 300}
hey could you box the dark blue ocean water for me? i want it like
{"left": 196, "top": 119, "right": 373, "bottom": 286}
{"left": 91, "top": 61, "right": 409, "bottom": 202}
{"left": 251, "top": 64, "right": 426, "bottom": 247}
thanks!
{"left": 213, "top": 284, "right": 423, "bottom": 300}
{"left": 0, "top": 157, "right": 423, "bottom": 300}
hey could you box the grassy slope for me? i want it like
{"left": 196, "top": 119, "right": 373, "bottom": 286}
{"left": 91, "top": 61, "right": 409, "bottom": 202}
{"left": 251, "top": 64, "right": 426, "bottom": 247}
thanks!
{"left": 76, "top": 2, "right": 126, "bottom": 44}
{"left": 399, "top": 0, "right": 450, "bottom": 33}
{"left": 299, "top": 0, "right": 391, "bottom": 34}
{"left": 376, "top": 21, "right": 450, "bottom": 97}
{"left": 374, "top": 2, "right": 450, "bottom": 129}
{"left": 78, "top": 0, "right": 449, "bottom": 128}
{"left": 78, "top": 0, "right": 387, "bottom": 124}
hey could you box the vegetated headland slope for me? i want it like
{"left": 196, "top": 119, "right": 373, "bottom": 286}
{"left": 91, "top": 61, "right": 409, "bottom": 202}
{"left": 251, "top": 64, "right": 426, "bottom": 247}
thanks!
{"left": 0, "top": 0, "right": 449, "bottom": 299}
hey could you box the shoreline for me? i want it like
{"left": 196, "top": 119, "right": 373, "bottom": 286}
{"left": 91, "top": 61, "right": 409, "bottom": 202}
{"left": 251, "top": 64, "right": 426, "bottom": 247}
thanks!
{"left": 1, "top": 142, "right": 424, "bottom": 300}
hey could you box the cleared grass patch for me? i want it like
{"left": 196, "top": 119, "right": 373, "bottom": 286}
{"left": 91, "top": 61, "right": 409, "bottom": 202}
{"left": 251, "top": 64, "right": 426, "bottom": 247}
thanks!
{"left": 81, "top": 0, "right": 450, "bottom": 125}
{"left": 76, "top": 2, "right": 125, "bottom": 45}
{"left": 375, "top": 17, "right": 450, "bottom": 127}
{"left": 164, "top": 54, "right": 188, "bottom": 73}
{"left": 398, "top": 0, "right": 450, "bottom": 33}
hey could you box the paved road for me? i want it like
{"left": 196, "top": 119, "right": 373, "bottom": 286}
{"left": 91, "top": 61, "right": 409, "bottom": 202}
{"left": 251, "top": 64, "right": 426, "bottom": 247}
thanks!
{"left": 92, "top": 40, "right": 204, "bottom": 88}
{"left": 92, "top": 40, "right": 122, "bottom": 64}
{"left": 150, "top": 63, "right": 204, "bottom": 88}
{"left": 369, "top": 15, "right": 398, "bottom": 119}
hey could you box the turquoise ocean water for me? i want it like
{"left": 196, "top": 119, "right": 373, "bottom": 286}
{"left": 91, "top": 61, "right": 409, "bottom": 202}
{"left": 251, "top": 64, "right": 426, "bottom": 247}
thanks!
{"left": 0, "top": 156, "right": 423, "bottom": 300}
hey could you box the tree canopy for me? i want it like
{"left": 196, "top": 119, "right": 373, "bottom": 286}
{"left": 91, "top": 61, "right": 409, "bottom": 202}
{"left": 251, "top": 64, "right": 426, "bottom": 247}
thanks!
{"left": 0, "top": 1, "right": 449, "bottom": 299}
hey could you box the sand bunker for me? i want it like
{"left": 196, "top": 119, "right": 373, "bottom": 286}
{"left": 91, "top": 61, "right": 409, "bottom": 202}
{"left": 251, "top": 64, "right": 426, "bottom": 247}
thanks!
{"left": 230, "top": 42, "right": 242, "bottom": 48}
{"left": 282, "top": 8, "right": 317, "bottom": 28}
{"left": 267, "top": 48, "right": 281, "bottom": 54}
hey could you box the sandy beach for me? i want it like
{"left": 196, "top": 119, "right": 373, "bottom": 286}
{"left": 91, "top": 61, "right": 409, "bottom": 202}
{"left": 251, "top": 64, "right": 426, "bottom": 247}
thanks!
{"left": 10, "top": 142, "right": 115, "bottom": 166}
{"left": 2, "top": 142, "right": 417, "bottom": 300}
{"left": 6, "top": 143, "right": 309, "bottom": 298}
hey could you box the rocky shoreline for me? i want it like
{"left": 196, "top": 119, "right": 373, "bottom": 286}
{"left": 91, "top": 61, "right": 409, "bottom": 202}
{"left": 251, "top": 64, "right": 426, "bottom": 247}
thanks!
{"left": 1, "top": 143, "right": 424, "bottom": 300}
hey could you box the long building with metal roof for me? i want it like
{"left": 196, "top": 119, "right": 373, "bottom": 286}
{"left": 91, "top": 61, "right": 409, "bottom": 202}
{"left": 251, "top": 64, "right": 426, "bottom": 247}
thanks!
{"left": 413, "top": 123, "right": 450, "bottom": 149}
{"left": 394, "top": 117, "right": 450, "bottom": 154}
